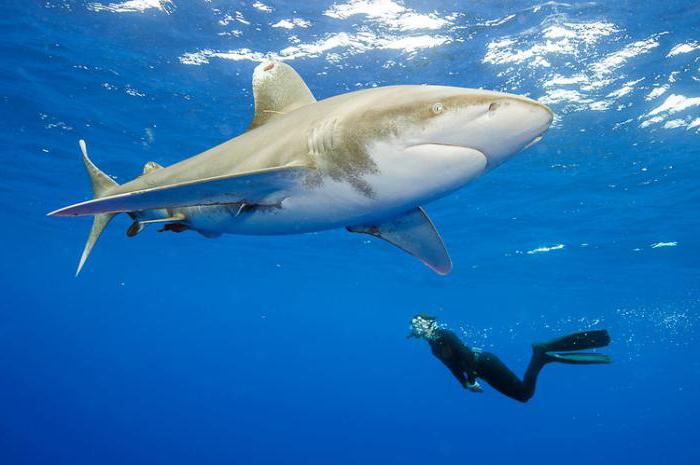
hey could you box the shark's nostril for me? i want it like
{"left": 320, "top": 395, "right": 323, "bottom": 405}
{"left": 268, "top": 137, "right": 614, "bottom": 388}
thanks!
{"left": 488, "top": 102, "right": 499, "bottom": 113}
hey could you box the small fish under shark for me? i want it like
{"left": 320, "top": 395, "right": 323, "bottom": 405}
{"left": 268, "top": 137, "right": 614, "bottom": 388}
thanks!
{"left": 49, "top": 60, "right": 553, "bottom": 276}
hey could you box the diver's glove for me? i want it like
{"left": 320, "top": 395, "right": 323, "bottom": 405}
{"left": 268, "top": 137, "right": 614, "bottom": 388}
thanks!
{"left": 466, "top": 381, "right": 483, "bottom": 393}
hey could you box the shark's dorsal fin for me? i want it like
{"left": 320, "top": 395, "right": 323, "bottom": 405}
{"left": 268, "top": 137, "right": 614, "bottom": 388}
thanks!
{"left": 347, "top": 207, "right": 452, "bottom": 275}
{"left": 143, "top": 161, "right": 163, "bottom": 175}
{"left": 247, "top": 60, "right": 316, "bottom": 131}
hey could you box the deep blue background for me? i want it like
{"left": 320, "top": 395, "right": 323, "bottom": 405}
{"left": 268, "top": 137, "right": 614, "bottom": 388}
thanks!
{"left": 1, "top": 1, "right": 698, "bottom": 464}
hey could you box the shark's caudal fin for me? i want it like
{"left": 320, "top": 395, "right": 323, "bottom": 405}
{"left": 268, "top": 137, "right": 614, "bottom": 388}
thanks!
{"left": 75, "top": 140, "right": 118, "bottom": 276}
{"left": 347, "top": 207, "right": 453, "bottom": 275}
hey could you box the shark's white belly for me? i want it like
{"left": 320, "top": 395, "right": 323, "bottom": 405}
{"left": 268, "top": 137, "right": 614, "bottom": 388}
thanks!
{"left": 182, "top": 181, "right": 389, "bottom": 236}
{"left": 183, "top": 142, "right": 488, "bottom": 236}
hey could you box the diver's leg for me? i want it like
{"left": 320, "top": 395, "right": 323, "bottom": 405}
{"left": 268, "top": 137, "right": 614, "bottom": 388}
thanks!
{"left": 478, "top": 331, "right": 612, "bottom": 402}
{"left": 521, "top": 347, "right": 549, "bottom": 400}
{"left": 475, "top": 352, "right": 542, "bottom": 403}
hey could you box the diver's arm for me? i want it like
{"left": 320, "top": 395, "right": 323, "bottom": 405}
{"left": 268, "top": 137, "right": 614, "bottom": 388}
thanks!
{"left": 466, "top": 380, "right": 483, "bottom": 392}
{"left": 446, "top": 363, "right": 469, "bottom": 388}
{"left": 446, "top": 365, "right": 482, "bottom": 391}
{"left": 454, "top": 339, "right": 483, "bottom": 392}
{"left": 432, "top": 330, "right": 475, "bottom": 389}
{"left": 463, "top": 366, "right": 482, "bottom": 392}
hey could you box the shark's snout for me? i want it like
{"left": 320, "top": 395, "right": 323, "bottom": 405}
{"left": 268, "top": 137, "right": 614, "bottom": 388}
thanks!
{"left": 517, "top": 98, "right": 554, "bottom": 138}
{"left": 401, "top": 89, "right": 554, "bottom": 172}
{"left": 475, "top": 96, "right": 553, "bottom": 169}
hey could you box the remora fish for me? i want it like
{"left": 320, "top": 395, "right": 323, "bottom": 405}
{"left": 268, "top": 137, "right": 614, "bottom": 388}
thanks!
{"left": 49, "top": 60, "right": 553, "bottom": 276}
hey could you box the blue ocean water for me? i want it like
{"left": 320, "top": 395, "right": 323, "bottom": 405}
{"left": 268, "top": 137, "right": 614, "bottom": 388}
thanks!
{"left": 1, "top": 1, "right": 699, "bottom": 464}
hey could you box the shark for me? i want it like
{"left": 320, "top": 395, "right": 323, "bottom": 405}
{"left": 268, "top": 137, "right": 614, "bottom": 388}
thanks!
{"left": 49, "top": 60, "right": 553, "bottom": 276}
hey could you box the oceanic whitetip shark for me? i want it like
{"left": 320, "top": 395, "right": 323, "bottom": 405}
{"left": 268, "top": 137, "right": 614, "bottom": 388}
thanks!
{"left": 49, "top": 60, "right": 553, "bottom": 276}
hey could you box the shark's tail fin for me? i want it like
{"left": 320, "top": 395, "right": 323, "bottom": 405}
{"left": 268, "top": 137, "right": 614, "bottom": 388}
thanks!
{"left": 75, "top": 140, "right": 119, "bottom": 276}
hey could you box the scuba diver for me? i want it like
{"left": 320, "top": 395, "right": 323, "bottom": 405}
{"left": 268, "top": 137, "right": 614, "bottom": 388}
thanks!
{"left": 408, "top": 314, "right": 611, "bottom": 403}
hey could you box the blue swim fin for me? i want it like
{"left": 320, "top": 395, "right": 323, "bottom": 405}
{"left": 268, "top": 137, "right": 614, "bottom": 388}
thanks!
{"left": 544, "top": 352, "right": 612, "bottom": 364}
{"left": 539, "top": 330, "right": 610, "bottom": 352}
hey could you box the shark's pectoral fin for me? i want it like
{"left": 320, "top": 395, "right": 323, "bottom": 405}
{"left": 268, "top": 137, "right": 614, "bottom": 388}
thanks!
{"left": 247, "top": 60, "right": 317, "bottom": 131}
{"left": 49, "top": 164, "right": 311, "bottom": 217}
{"left": 347, "top": 207, "right": 452, "bottom": 275}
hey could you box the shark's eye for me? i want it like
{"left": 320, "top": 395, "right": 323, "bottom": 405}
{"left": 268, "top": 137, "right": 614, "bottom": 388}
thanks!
{"left": 432, "top": 103, "right": 444, "bottom": 114}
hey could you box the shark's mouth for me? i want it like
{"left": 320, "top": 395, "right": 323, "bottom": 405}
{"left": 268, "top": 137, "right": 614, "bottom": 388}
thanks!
{"left": 409, "top": 142, "right": 472, "bottom": 149}
{"left": 404, "top": 143, "right": 487, "bottom": 166}
{"left": 397, "top": 144, "right": 488, "bottom": 190}
{"left": 406, "top": 143, "right": 486, "bottom": 154}
{"left": 521, "top": 135, "right": 543, "bottom": 151}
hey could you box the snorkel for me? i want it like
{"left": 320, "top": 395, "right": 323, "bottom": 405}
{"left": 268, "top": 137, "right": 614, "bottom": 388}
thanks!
{"left": 408, "top": 314, "right": 440, "bottom": 341}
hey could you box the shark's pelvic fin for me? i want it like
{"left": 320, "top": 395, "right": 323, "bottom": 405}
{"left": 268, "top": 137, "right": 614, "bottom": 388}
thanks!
{"left": 138, "top": 213, "right": 186, "bottom": 225}
{"left": 48, "top": 164, "right": 311, "bottom": 217}
{"left": 127, "top": 213, "right": 186, "bottom": 237}
{"left": 126, "top": 220, "right": 144, "bottom": 237}
{"left": 75, "top": 140, "right": 119, "bottom": 276}
{"left": 347, "top": 207, "right": 453, "bottom": 275}
{"left": 247, "top": 60, "right": 317, "bottom": 131}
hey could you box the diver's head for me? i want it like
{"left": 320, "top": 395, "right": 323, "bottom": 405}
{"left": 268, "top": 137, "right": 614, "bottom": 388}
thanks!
{"left": 408, "top": 314, "right": 439, "bottom": 340}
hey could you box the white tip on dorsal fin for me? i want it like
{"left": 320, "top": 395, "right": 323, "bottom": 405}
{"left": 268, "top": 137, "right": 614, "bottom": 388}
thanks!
{"left": 347, "top": 207, "right": 453, "bottom": 275}
{"left": 247, "top": 60, "right": 316, "bottom": 131}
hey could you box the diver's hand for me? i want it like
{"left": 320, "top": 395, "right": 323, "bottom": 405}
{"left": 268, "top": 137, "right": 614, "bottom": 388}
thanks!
{"left": 466, "top": 381, "right": 483, "bottom": 393}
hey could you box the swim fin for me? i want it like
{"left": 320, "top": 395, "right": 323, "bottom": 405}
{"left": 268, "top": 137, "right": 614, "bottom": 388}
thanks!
{"left": 544, "top": 351, "right": 612, "bottom": 365}
{"left": 539, "top": 330, "right": 610, "bottom": 352}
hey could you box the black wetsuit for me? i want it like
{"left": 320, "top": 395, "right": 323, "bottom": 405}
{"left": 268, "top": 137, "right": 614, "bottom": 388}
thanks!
{"left": 428, "top": 328, "right": 547, "bottom": 403}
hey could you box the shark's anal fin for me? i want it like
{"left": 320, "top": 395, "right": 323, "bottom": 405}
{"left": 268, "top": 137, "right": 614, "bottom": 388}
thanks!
{"left": 347, "top": 207, "right": 452, "bottom": 275}
{"left": 247, "top": 60, "right": 316, "bottom": 131}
